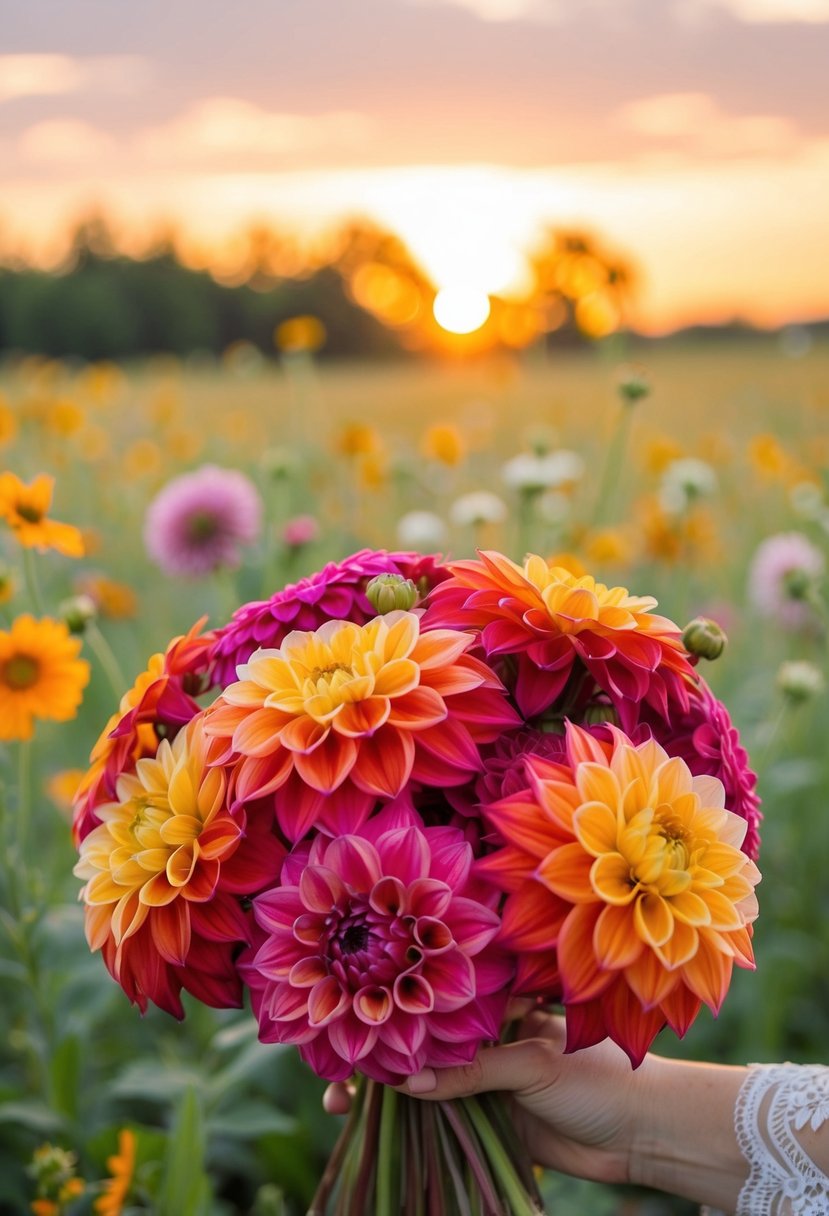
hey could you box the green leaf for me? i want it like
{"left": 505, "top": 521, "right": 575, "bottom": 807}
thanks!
{"left": 111, "top": 1061, "right": 204, "bottom": 1105}
{"left": 207, "top": 1099, "right": 296, "bottom": 1140}
{"left": 158, "top": 1086, "right": 213, "bottom": 1216}
{"left": 49, "top": 1034, "right": 81, "bottom": 1120}
{"left": 0, "top": 1100, "right": 63, "bottom": 1134}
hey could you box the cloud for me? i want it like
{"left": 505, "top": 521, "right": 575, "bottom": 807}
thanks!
{"left": 135, "top": 98, "right": 374, "bottom": 165}
{"left": 0, "top": 53, "right": 149, "bottom": 104}
{"left": 690, "top": 0, "right": 829, "bottom": 20}
{"left": 616, "top": 92, "right": 799, "bottom": 157}
{"left": 18, "top": 119, "right": 117, "bottom": 165}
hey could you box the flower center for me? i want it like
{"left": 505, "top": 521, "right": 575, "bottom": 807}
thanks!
{"left": 2, "top": 653, "right": 40, "bottom": 690}
{"left": 340, "top": 923, "right": 370, "bottom": 954}
{"left": 187, "top": 511, "right": 219, "bottom": 543}
{"left": 309, "top": 662, "right": 354, "bottom": 684}
{"left": 15, "top": 502, "right": 43, "bottom": 524}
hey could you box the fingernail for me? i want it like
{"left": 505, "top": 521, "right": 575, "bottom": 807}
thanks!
{"left": 406, "top": 1068, "right": 437, "bottom": 1094}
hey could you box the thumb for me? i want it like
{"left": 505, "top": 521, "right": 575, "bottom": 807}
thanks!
{"left": 399, "top": 1038, "right": 555, "bottom": 1101}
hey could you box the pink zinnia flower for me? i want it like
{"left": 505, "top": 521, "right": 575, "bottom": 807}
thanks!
{"left": 209, "top": 549, "right": 448, "bottom": 687}
{"left": 242, "top": 805, "right": 513, "bottom": 1084}
{"left": 747, "top": 532, "right": 825, "bottom": 632}
{"left": 144, "top": 465, "right": 263, "bottom": 578}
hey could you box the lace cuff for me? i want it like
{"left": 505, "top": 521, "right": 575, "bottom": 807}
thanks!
{"left": 735, "top": 1063, "right": 829, "bottom": 1215}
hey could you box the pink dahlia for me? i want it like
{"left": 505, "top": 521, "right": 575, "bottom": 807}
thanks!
{"left": 242, "top": 805, "right": 513, "bottom": 1084}
{"left": 650, "top": 679, "right": 762, "bottom": 862}
{"left": 144, "top": 465, "right": 263, "bottom": 578}
{"left": 423, "top": 551, "right": 697, "bottom": 730}
{"left": 208, "top": 549, "right": 447, "bottom": 687}
{"left": 747, "top": 531, "right": 825, "bottom": 632}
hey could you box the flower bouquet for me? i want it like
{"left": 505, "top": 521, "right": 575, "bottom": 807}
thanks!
{"left": 73, "top": 548, "right": 761, "bottom": 1214}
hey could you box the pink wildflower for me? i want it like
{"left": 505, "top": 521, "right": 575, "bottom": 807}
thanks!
{"left": 144, "top": 465, "right": 262, "bottom": 578}
{"left": 282, "top": 515, "right": 320, "bottom": 548}
{"left": 747, "top": 532, "right": 825, "bottom": 632}
{"left": 242, "top": 804, "right": 513, "bottom": 1084}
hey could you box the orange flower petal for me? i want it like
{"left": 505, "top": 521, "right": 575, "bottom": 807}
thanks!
{"left": 537, "top": 842, "right": 595, "bottom": 903}
{"left": 593, "top": 903, "right": 644, "bottom": 970}
{"left": 633, "top": 892, "right": 674, "bottom": 948}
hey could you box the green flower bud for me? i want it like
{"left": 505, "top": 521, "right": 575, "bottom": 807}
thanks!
{"left": 682, "top": 616, "right": 728, "bottom": 661}
{"left": 616, "top": 366, "right": 651, "bottom": 405}
{"left": 777, "top": 659, "right": 825, "bottom": 703}
{"left": 366, "top": 573, "right": 419, "bottom": 614}
{"left": 58, "top": 594, "right": 97, "bottom": 635}
{"left": 583, "top": 702, "right": 620, "bottom": 726}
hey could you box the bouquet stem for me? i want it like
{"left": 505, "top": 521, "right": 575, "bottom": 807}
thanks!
{"left": 310, "top": 1079, "right": 545, "bottom": 1216}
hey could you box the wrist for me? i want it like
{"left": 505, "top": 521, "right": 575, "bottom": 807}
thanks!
{"left": 629, "top": 1055, "right": 749, "bottom": 1211}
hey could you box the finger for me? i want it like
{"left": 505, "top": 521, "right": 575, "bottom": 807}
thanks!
{"left": 323, "top": 1082, "right": 353, "bottom": 1115}
{"left": 399, "top": 1038, "right": 558, "bottom": 1102}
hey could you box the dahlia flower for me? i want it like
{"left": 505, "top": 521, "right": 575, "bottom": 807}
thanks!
{"left": 747, "top": 531, "right": 825, "bottom": 632}
{"left": 653, "top": 679, "right": 762, "bottom": 861}
{"left": 209, "top": 548, "right": 447, "bottom": 687}
{"left": 424, "top": 550, "right": 697, "bottom": 727}
{"left": 144, "top": 464, "right": 263, "bottom": 578}
{"left": 205, "top": 609, "right": 520, "bottom": 840}
{"left": 75, "top": 715, "right": 284, "bottom": 1017}
{"left": 480, "top": 722, "right": 760, "bottom": 1067}
{"left": 0, "top": 614, "right": 89, "bottom": 741}
{"left": 72, "top": 619, "right": 215, "bottom": 843}
{"left": 243, "top": 804, "right": 513, "bottom": 1084}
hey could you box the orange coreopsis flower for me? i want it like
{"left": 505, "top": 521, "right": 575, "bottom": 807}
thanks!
{"left": 93, "top": 1128, "right": 135, "bottom": 1216}
{"left": 0, "top": 472, "right": 84, "bottom": 557}
{"left": 480, "top": 723, "right": 760, "bottom": 1067}
{"left": 0, "top": 615, "right": 89, "bottom": 741}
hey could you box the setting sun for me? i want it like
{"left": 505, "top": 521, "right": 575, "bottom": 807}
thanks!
{"left": 432, "top": 285, "right": 491, "bottom": 335}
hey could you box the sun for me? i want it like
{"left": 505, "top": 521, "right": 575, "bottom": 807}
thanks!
{"left": 433, "top": 285, "right": 491, "bottom": 335}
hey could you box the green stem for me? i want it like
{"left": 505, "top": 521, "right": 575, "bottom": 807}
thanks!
{"left": 16, "top": 739, "right": 32, "bottom": 866}
{"left": 464, "top": 1096, "right": 544, "bottom": 1216}
{"left": 21, "top": 548, "right": 46, "bottom": 615}
{"left": 85, "top": 621, "right": 127, "bottom": 704}
{"left": 590, "top": 404, "right": 633, "bottom": 529}
{"left": 376, "top": 1082, "right": 398, "bottom": 1215}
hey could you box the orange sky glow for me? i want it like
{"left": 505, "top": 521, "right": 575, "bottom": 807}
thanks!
{"left": 2, "top": 0, "right": 829, "bottom": 334}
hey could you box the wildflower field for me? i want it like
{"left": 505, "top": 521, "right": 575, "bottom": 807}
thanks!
{"left": 1, "top": 335, "right": 828, "bottom": 1215}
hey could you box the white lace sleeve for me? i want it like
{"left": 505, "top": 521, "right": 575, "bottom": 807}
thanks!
{"left": 734, "top": 1063, "right": 829, "bottom": 1215}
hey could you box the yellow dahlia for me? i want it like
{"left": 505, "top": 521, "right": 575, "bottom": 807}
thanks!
{"left": 0, "top": 472, "right": 84, "bottom": 557}
{"left": 0, "top": 615, "right": 89, "bottom": 741}
{"left": 481, "top": 723, "right": 760, "bottom": 1066}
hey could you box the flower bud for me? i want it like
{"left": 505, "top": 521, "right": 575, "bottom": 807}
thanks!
{"left": 777, "top": 659, "right": 825, "bottom": 703}
{"left": 58, "top": 594, "right": 97, "bottom": 635}
{"left": 682, "top": 616, "right": 727, "bottom": 661}
{"left": 616, "top": 366, "right": 651, "bottom": 405}
{"left": 366, "top": 573, "right": 419, "bottom": 614}
{"left": 583, "top": 702, "right": 620, "bottom": 726}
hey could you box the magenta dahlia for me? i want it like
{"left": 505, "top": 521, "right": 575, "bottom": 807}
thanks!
{"left": 242, "top": 804, "right": 513, "bottom": 1084}
{"left": 209, "top": 549, "right": 447, "bottom": 687}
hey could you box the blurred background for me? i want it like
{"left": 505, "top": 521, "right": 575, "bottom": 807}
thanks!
{"left": 1, "top": 2, "right": 829, "bottom": 1214}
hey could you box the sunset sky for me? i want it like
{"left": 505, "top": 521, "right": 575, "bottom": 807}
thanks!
{"left": 2, "top": 0, "right": 829, "bottom": 332}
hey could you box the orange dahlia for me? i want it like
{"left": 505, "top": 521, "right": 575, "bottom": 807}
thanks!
{"left": 0, "top": 472, "right": 84, "bottom": 557}
{"left": 0, "top": 615, "right": 89, "bottom": 741}
{"left": 424, "top": 551, "right": 697, "bottom": 728}
{"left": 480, "top": 722, "right": 760, "bottom": 1066}
{"left": 72, "top": 618, "right": 215, "bottom": 843}
{"left": 94, "top": 1129, "right": 135, "bottom": 1216}
{"left": 205, "top": 609, "right": 519, "bottom": 841}
{"left": 75, "top": 714, "right": 283, "bottom": 1016}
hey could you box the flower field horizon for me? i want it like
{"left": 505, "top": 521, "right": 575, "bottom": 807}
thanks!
{"left": 1, "top": 334, "right": 828, "bottom": 1214}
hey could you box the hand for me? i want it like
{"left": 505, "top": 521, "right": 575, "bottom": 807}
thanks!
{"left": 325, "top": 1009, "right": 652, "bottom": 1186}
